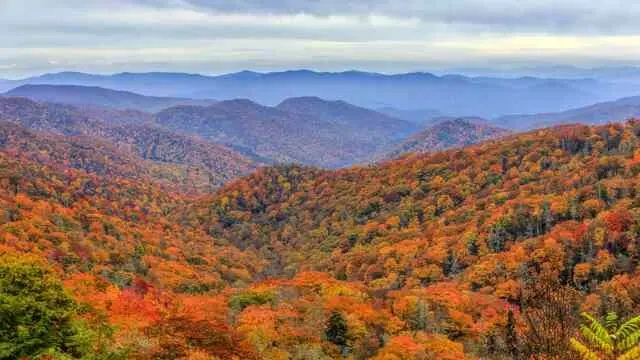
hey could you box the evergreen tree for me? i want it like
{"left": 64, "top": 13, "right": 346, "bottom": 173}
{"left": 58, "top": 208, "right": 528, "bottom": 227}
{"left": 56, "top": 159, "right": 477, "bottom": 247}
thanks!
{"left": 467, "top": 234, "right": 480, "bottom": 256}
{"left": 326, "top": 311, "right": 349, "bottom": 351}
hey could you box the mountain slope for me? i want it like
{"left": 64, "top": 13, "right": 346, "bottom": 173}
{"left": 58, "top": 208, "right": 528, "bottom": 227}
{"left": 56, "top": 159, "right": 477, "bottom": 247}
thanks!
{"left": 5, "top": 118, "right": 640, "bottom": 359}
{"left": 84, "top": 123, "right": 257, "bottom": 187}
{"left": 201, "top": 119, "right": 640, "bottom": 298}
{"left": 0, "top": 121, "right": 153, "bottom": 179}
{"left": 155, "top": 98, "right": 418, "bottom": 167}
{"left": 495, "top": 95, "right": 640, "bottom": 130}
{"left": 276, "top": 96, "right": 416, "bottom": 140}
{"left": 0, "top": 137, "right": 263, "bottom": 358}
{"left": 0, "top": 97, "right": 257, "bottom": 189}
{"left": 4, "top": 84, "right": 215, "bottom": 112}
{"left": 385, "top": 118, "right": 510, "bottom": 158}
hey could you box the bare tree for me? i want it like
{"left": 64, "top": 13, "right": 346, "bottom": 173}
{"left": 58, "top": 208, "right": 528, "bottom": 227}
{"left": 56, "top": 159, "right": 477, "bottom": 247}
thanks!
{"left": 519, "top": 272, "right": 583, "bottom": 360}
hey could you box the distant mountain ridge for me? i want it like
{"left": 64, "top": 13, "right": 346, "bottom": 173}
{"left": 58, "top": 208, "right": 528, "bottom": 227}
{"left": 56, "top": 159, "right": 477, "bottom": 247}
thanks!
{"left": 22, "top": 81, "right": 640, "bottom": 168}
{"left": 4, "top": 84, "right": 215, "bottom": 112}
{"left": 276, "top": 96, "right": 415, "bottom": 141}
{"left": 494, "top": 95, "right": 640, "bottom": 130}
{"left": 2, "top": 69, "right": 616, "bottom": 117}
{"left": 376, "top": 107, "right": 445, "bottom": 125}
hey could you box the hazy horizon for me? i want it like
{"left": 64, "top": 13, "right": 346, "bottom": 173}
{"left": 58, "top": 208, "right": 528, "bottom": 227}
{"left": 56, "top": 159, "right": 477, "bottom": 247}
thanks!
{"left": 4, "top": 64, "right": 640, "bottom": 81}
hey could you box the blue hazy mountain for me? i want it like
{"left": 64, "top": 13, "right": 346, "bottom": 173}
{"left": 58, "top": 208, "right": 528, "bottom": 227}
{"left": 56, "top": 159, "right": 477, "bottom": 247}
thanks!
{"left": 7, "top": 69, "right": 622, "bottom": 118}
{"left": 154, "top": 97, "right": 419, "bottom": 167}
{"left": 376, "top": 107, "right": 445, "bottom": 125}
{"left": 4, "top": 84, "right": 215, "bottom": 112}
{"left": 494, "top": 95, "right": 640, "bottom": 130}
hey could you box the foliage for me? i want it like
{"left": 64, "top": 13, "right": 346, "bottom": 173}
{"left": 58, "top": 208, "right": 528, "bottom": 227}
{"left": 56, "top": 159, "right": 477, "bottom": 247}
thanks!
{"left": 571, "top": 311, "right": 640, "bottom": 360}
{"left": 325, "top": 311, "right": 349, "bottom": 349}
{"left": 0, "top": 254, "right": 122, "bottom": 359}
{"left": 386, "top": 117, "right": 510, "bottom": 159}
{"left": 4, "top": 113, "right": 640, "bottom": 358}
{"left": 229, "top": 290, "right": 277, "bottom": 311}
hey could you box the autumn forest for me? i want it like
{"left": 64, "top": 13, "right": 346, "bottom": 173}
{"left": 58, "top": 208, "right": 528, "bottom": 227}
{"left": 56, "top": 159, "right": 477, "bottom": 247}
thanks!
{"left": 3, "top": 70, "right": 640, "bottom": 360}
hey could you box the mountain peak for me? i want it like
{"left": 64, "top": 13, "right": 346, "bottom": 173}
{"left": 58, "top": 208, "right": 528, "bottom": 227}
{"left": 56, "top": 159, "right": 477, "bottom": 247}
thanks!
{"left": 385, "top": 117, "right": 510, "bottom": 159}
{"left": 277, "top": 96, "right": 342, "bottom": 107}
{"left": 216, "top": 98, "right": 266, "bottom": 109}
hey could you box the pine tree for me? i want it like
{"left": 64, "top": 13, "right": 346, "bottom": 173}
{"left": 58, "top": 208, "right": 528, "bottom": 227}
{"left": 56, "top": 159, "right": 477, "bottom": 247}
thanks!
{"left": 326, "top": 311, "right": 349, "bottom": 350}
{"left": 467, "top": 235, "right": 479, "bottom": 256}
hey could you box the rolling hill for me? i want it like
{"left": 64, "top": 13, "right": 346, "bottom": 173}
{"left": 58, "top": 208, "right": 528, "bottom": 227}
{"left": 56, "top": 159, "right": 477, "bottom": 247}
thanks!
{"left": 4, "top": 89, "right": 421, "bottom": 167}
{"left": 183, "top": 119, "right": 640, "bottom": 358}
{"left": 0, "top": 121, "right": 153, "bottom": 179}
{"left": 276, "top": 96, "right": 416, "bottom": 141}
{"left": 83, "top": 123, "right": 258, "bottom": 187}
{"left": 494, "top": 94, "right": 640, "bottom": 130}
{"left": 384, "top": 117, "right": 510, "bottom": 158}
{"left": 4, "top": 84, "right": 215, "bottom": 112}
{"left": 155, "top": 97, "right": 419, "bottom": 167}
{"left": 0, "top": 96, "right": 258, "bottom": 189}
{"left": 3, "top": 117, "right": 640, "bottom": 358}
{"left": 0, "top": 135, "right": 264, "bottom": 358}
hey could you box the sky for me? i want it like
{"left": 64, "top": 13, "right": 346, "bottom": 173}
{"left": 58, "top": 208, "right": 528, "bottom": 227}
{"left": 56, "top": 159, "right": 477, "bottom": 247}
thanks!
{"left": 2, "top": 0, "right": 640, "bottom": 78}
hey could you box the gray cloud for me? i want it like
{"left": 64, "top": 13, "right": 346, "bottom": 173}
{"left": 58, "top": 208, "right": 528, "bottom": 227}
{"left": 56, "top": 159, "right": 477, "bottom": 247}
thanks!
{"left": 1, "top": 0, "right": 640, "bottom": 77}
{"left": 130, "top": 0, "right": 640, "bottom": 34}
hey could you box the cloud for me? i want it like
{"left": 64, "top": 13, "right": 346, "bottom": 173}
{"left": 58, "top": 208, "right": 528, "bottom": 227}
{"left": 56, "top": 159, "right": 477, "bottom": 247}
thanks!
{"left": 131, "top": 0, "right": 640, "bottom": 34}
{"left": 1, "top": 0, "right": 640, "bottom": 77}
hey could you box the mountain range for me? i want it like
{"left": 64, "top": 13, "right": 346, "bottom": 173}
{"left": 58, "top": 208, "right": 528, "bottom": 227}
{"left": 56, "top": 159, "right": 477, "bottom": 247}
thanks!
{"left": 494, "top": 95, "right": 640, "bottom": 130}
{"left": 10, "top": 80, "right": 640, "bottom": 170}
{"left": 0, "top": 88, "right": 424, "bottom": 169}
{"left": 2, "top": 70, "right": 624, "bottom": 118}
{"left": 4, "top": 84, "right": 215, "bottom": 112}
{"left": 155, "top": 97, "right": 419, "bottom": 167}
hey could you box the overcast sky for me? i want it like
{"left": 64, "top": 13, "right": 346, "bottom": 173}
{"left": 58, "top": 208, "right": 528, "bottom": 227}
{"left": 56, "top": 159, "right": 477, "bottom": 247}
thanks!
{"left": 2, "top": 0, "right": 640, "bottom": 78}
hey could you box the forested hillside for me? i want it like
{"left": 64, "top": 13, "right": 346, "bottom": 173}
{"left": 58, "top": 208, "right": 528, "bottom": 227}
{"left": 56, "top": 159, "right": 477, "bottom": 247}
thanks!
{"left": 3, "top": 119, "right": 640, "bottom": 359}
{"left": 0, "top": 97, "right": 258, "bottom": 190}
{"left": 155, "top": 98, "right": 418, "bottom": 167}
{"left": 3, "top": 93, "right": 421, "bottom": 168}
{"left": 385, "top": 118, "right": 510, "bottom": 158}
{"left": 0, "top": 142, "right": 264, "bottom": 358}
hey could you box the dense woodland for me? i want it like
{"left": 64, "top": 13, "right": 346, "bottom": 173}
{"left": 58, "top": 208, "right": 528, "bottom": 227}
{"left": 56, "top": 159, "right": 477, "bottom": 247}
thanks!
{"left": 3, "top": 112, "right": 640, "bottom": 359}
{"left": 0, "top": 97, "right": 258, "bottom": 192}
